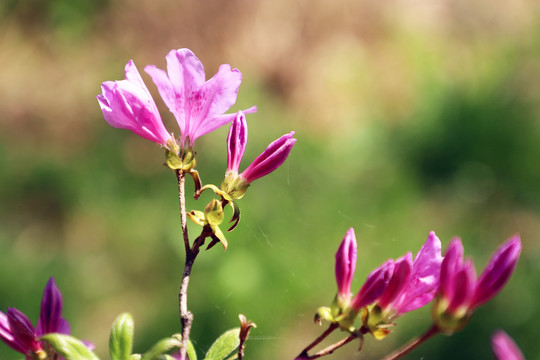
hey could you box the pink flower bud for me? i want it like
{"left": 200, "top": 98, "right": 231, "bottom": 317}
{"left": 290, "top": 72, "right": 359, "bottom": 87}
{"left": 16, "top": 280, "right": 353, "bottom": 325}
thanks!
{"left": 240, "top": 132, "right": 296, "bottom": 184}
{"left": 97, "top": 60, "right": 174, "bottom": 147}
{"left": 470, "top": 235, "right": 521, "bottom": 309}
{"left": 351, "top": 259, "right": 394, "bottom": 310}
{"left": 335, "top": 228, "right": 357, "bottom": 300}
{"left": 492, "top": 330, "right": 524, "bottom": 360}
{"left": 226, "top": 112, "right": 248, "bottom": 175}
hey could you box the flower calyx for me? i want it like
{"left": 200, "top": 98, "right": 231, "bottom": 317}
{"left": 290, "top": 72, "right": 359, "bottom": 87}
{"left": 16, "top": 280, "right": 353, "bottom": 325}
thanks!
{"left": 188, "top": 199, "right": 229, "bottom": 250}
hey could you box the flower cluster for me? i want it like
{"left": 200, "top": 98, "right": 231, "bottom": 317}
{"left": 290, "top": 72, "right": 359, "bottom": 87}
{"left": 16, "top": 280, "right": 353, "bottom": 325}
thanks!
{"left": 318, "top": 229, "right": 443, "bottom": 338}
{"left": 315, "top": 229, "right": 521, "bottom": 350}
{"left": 99, "top": 49, "right": 295, "bottom": 250}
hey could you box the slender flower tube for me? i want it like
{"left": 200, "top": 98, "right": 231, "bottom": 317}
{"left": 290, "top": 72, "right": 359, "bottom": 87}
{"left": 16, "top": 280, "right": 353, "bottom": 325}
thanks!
{"left": 240, "top": 131, "right": 296, "bottom": 184}
{"left": 335, "top": 228, "right": 357, "bottom": 306}
{"left": 492, "top": 330, "right": 524, "bottom": 360}
{"left": 0, "top": 278, "right": 71, "bottom": 359}
{"left": 145, "top": 49, "right": 256, "bottom": 148}
{"left": 351, "top": 259, "right": 394, "bottom": 310}
{"left": 97, "top": 60, "right": 175, "bottom": 149}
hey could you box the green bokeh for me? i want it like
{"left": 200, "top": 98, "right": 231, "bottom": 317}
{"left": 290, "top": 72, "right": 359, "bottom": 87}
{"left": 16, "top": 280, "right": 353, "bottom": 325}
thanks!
{"left": 1, "top": 2, "right": 539, "bottom": 360}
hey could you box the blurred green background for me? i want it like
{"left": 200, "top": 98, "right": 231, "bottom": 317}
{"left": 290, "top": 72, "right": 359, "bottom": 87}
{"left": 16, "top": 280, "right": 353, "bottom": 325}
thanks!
{"left": 1, "top": 0, "right": 539, "bottom": 359}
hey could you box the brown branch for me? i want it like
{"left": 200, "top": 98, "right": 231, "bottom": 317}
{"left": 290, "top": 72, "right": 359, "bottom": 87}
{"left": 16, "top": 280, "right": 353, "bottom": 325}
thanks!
{"left": 176, "top": 169, "right": 196, "bottom": 360}
{"left": 381, "top": 325, "right": 440, "bottom": 360}
{"left": 295, "top": 324, "right": 338, "bottom": 360}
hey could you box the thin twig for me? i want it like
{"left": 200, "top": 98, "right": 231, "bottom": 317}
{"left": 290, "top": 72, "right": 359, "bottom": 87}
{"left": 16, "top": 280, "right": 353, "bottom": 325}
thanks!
{"left": 309, "top": 334, "right": 358, "bottom": 359}
{"left": 381, "top": 325, "right": 440, "bottom": 360}
{"left": 295, "top": 323, "right": 338, "bottom": 360}
{"left": 176, "top": 169, "right": 195, "bottom": 360}
{"left": 176, "top": 169, "right": 190, "bottom": 254}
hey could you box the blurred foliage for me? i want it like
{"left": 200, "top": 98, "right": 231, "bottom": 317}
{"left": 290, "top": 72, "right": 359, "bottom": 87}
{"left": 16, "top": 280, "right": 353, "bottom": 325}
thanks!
{"left": 1, "top": 0, "right": 540, "bottom": 359}
{"left": 0, "top": 0, "right": 109, "bottom": 37}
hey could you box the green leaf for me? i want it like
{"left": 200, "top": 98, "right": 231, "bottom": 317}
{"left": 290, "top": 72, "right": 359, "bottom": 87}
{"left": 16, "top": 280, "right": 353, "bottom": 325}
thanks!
{"left": 187, "top": 340, "right": 197, "bottom": 360}
{"left": 204, "top": 328, "right": 240, "bottom": 360}
{"left": 40, "top": 334, "right": 100, "bottom": 360}
{"left": 109, "top": 313, "right": 134, "bottom": 360}
{"left": 141, "top": 337, "right": 181, "bottom": 360}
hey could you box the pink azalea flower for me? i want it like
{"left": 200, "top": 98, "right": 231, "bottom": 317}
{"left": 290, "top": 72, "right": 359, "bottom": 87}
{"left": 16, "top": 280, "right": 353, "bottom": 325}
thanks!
{"left": 97, "top": 60, "right": 174, "bottom": 148}
{"left": 145, "top": 49, "right": 256, "bottom": 148}
{"left": 492, "top": 330, "right": 524, "bottom": 360}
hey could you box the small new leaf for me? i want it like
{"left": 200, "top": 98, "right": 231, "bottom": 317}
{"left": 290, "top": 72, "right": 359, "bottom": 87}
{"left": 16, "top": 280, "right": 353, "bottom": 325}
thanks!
{"left": 187, "top": 340, "right": 198, "bottom": 360}
{"left": 204, "top": 328, "right": 241, "bottom": 360}
{"left": 141, "top": 337, "right": 182, "bottom": 360}
{"left": 41, "top": 334, "right": 100, "bottom": 360}
{"left": 110, "top": 313, "right": 135, "bottom": 360}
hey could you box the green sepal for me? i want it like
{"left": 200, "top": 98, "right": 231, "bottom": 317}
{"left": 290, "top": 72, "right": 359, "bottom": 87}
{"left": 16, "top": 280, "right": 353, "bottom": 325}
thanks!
{"left": 109, "top": 313, "right": 134, "bottom": 360}
{"left": 204, "top": 199, "right": 224, "bottom": 226}
{"left": 211, "top": 225, "right": 228, "bottom": 250}
{"left": 141, "top": 337, "right": 182, "bottom": 360}
{"left": 165, "top": 150, "right": 183, "bottom": 170}
{"left": 204, "top": 328, "right": 241, "bottom": 360}
{"left": 314, "top": 307, "right": 334, "bottom": 325}
{"left": 227, "top": 201, "right": 241, "bottom": 232}
{"left": 165, "top": 147, "right": 196, "bottom": 171}
{"left": 220, "top": 173, "right": 249, "bottom": 201}
{"left": 188, "top": 211, "right": 206, "bottom": 226}
{"left": 197, "top": 184, "right": 229, "bottom": 200}
{"left": 40, "top": 334, "right": 100, "bottom": 360}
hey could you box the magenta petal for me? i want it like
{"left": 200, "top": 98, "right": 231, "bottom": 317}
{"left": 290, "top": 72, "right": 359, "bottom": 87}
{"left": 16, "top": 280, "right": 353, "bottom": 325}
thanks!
{"left": 446, "top": 261, "right": 476, "bottom": 312}
{"left": 98, "top": 60, "right": 172, "bottom": 147}
{"left": 192, "top": 106, "right": 257, "bottom": 142}
{"left": 189, "top": 64, "right": 243, "bottom": 141}
{"left": 351, "top": 259, "right": 394, "bottom": 310}
{"left": 335, "top": 228, "right": 357, "bottom": 299}
{"left": 226, "top": 112, "right": 248, "bottom": 174}
{"left": 7, "top": 308, "right": 41, "bottom": 353}
{"left": 0, "top": 311, "right": 27, "bottom": 354}
{"left": 440, "top": 238, "right": 464, "bottom": 301}
{"left": 36, "top": 278, "right": 66, "bottom": 336}
{"left": 471, "top": 235, "right": 522, "bottom": 309}
{"left": 378, "top": 253, "right": 412, "bottom": 310}
{"left": 492, "top": 330, "right": 524, "bottom": 360}
{"left": 390, "top": 231, "right": 443, "bottom": 314}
